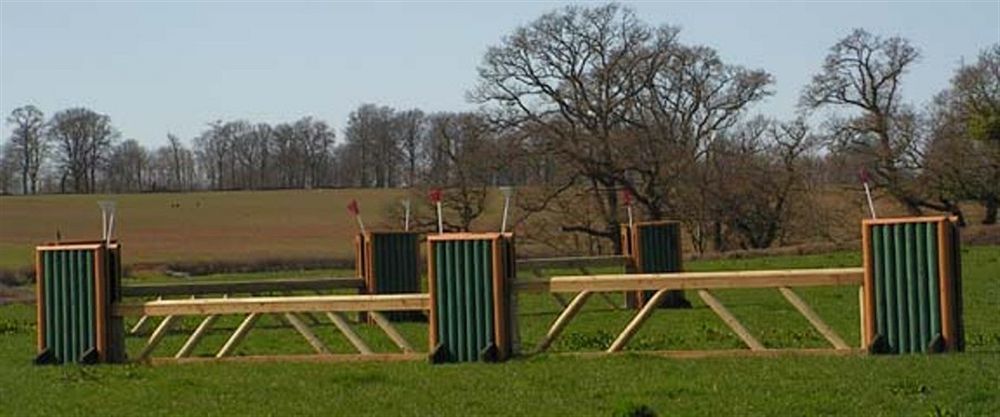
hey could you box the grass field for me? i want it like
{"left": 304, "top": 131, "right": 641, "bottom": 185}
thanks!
{"left": 1, "top": 246, "right": 997, "bottom": 416}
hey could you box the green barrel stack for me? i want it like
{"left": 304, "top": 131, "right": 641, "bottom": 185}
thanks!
{"left": 621, "top": 221, "right": 684, "bottom": 308}
{"left": 862, "top": 216, "right": 964, "bottom": 354}
{"left": 356, "top": 231, "right": 423, "bottom": 321}
{"left": 427, "top": 233, "right": 516, "bottom": 363}
{"left": 35, "top": 240, "right": 125, "bottom": 365}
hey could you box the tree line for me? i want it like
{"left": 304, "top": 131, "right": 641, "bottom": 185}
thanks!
{"left": 2, "top": 4, "right": 997, "bottom": 253}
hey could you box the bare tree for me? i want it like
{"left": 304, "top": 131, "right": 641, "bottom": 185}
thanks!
{"left": 473, "top": 3, "right": 675, "bottom": 249}
{"left": 926, "top": 45, "right": 1000, "bottom": 224}
{"left": 106, "top": 139, "right": 148, "bottom": 192}
{"left": 395, "top": 109, "right": 426, "bottom": 188}
{"left": 47, "top": 108, "right": 117, "bottom": 193}
{"left": 800, "top": 29, "right": 946, "bottom": 216}
{"left": 6, "top": 105, "right": 48, "bottom": 194}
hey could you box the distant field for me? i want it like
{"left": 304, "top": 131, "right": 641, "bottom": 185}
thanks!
{"left": 0, "top": 247, "right": 997, "bottom": 415}
{"left": 0, "top": 189, "right": 509, "bottom": 271}
{"left": 1, "top": 189, "right": 994, "bottom": 274}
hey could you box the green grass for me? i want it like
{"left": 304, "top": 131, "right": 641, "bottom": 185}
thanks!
{"left": 1, "top": 247, "right": 998, "bottom": 416}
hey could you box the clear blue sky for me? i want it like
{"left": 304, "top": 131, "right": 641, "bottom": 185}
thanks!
{"left": 2, "top": 1, "right": 998, "bottom": 148}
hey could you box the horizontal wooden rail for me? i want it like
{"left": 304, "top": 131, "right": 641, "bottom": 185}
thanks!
{"left": 122, "top": 277, "right": 365, "bottom": 297}
{"left": 114, "top": 293, "right": 430, "bottom": 317}
{"left": 516, "top": 255, "right": 628, "bottom": 270}
{"left": 542, "top": 267, "right": 863, "bottom": 293}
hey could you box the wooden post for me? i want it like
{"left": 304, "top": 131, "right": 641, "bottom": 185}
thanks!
{"left": 325, "top": 312, "right": 373, "bottom": 355}
{"left": 698, "top": 290, "right": 765, "bottom": 351}
{"left": 778, "top": 287, "right": 849, "bottom": 350}
{"left": 534, "top": 291, "right": 591, "bottom": 353}
{"left": 607, "top": 289, "right": 669, "bottom": 352}
{"left": 136, "top": 315, "right": 178, "bottom": 360}
{"left": 282, "top": 313, "right": 331, "bottom": 354}
{"left": 216, "top": 313, "right": 260, "bottom": 358}
{"left": 175, "top": 315, "right": 219, "bottom": 358}
{"left": 937, "top": 219, "right": 956, "bottom": 351}
{"left": 370, "top": 312, "right": 415, "bottom": 353}
{"left": 861, "top": 221, "right": 876, "bottom": 348}
{"left": 858, "top": 286, "right": 866, "bottom": 349}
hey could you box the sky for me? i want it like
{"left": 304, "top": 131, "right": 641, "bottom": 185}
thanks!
{"left": 1, "top": 1, "right": 998, "bottom": 148}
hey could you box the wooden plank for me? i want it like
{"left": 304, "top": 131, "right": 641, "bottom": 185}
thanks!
{"left": 174, "top": 315, "right": 219, "bottom": 358}
{"left": 122, "top": 277, "right": 364, "bottom": 297}
{"left": 862, "top": 216, "right": 949, "bottom": 226}
{"left": 778, "top": 287, "right": 849, "bottom": 350}
{"left": 136, "top": 315, "right": 178, "bottom": 360}
{"left": 325, "top": 312, "right": 373, "bottom": 355}
{"left": 546, "top": 268, "right": 864, "bottom": 293}
{"left": 607, "top": 289, "right": 670, "bottom": 352}
{"left": 427, "top": 232, "right": 504, "bottom": 241}
{"left": 129, "top": 315, "right": 152, "bottom": 335}
{"left": 535, "top": 291, "right": 592, "bottom": 353}
{"left": 114, "top": 293, "right": 431, "bottom": 317}
{"left": 94, "top": 247, "right": 107, "bottom": 362}
{"left": 861, "top": 222, "right": 876, "bottom": 347}
{"left": 697, "top": 290, "right": 765, "bottom": 351}
{"left": 938, "top": 219, "right": 956, "bottom": 351}
{"left": 150, "top": 353, "right": 425, "bottom": 365}
{"left": 216, "top": 313, "right": 260, "bottom": 358}
{"left": 369, "top": 312, "right": 415, "bottom": 353}
{"left": 562, "top": 348, "right": 864, "bottom": 360}
{"left": 281, "top": 313, "right": 331, "bottom": 354}
{"left": 34, "top": 249, "right": 44, "bottom": 352}
{"left": 859, "top": 286, "right": 866, "bottom": 349}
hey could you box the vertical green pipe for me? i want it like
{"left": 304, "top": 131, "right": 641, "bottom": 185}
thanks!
{"left": 454, "top": 241, "right": 466, "bottom": 362}
{"left": 84, "top": 251, "right": 94, "bottom": 351}
{"left": 872, "top": 227, "right": 886, "bottom": 340}
{"left": 41, "top": 252, "right": 50, "bottom": 353}
{"left": 483, "top": 241, "right": 495, "bottom": 349}
{"left": 70, "top": 250, "right": 80, "bottom": 361}
{"left": 434, "top": 242, "right": 449, "bottom": 361}
{"left": 893, "top": 225, "right": 909, "bottom": 353}
{"left": 926, "top": 223, "right": 941, "bottom": 340}
{"left": 916, "top": 224, "right": 929, "bottom": 352}
{"left": 446, "top": 241, "right": 459, "bottom": 361}
{"left": 905, "top": 224, "right": 919, "bottom": 352}
{"left": 60, "top": 250, "right": 70, "bottom": 363}
{"left": 473, "top": 239, "right": 486, "bottom": 356}
{"left": 52, "top": 251, "right": 62, "bottom": 363}
{"left": 882, "top": 226, "right": 898, "bottom": 353}
{"left": 461, "top": 241, "right": 474, "bottom": 361}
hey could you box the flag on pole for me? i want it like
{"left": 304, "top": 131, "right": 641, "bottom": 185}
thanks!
{"left": 347, "top": 199, "right": 360, "bottom": 216}
{"left": 429, "top": 188, "right": 443, "bottom": 203}
{"left": 859, "top": 168, "right": 877, "bottom": 219}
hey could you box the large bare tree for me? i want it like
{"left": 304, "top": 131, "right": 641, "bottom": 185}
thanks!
{"left": 47, "top": 107, "right": 116, "bottom": 193}
{"left": 6, "top": 105, "right": 48, "bottom": 194}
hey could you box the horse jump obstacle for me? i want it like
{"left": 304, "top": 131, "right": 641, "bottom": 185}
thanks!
{"left": 33, "top": 216, "right": 964, "bottom": 365}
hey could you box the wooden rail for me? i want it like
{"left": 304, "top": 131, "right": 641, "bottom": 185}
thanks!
{"left": 532, "top": 267, "right": 863, "bottom": 356}
{"left": 122, "top": 276, "right": 364, "bottom": 297}
{"left": 114, "top": 293, "right": 429, "bottom": 316}
{"left": 541, "top": 268, "right": 863, "bottom": 293}
{"left": 117, "top": 293, "right": 430, "bottom": 363}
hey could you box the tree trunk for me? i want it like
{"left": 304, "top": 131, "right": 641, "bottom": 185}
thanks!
{"left": 984, "top": 196, "right": 998, "bottom": 225}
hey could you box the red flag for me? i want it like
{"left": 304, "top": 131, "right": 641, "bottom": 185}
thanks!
{"left": 621, "top": 188, "right": 632, "bottom": 206}
{"left": 429, "top": 188, "right": 443, "bottom": 203}
{"left": 858, "top": 168, "right": 871, "bottom": 184}
{"left": 347, "top": 199, "right": 359, "bottom": 216}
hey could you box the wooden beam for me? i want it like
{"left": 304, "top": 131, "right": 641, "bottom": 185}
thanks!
{"left": 369, "top": 312, "right": 415, "bottom": 353}
{"left": 325, "top": 312, "right": 373, "bottom": 355}
{"left": 174, "top": 315, "right": 219, "bottom": 358}
{"left": 778, "top": 287, "right": 849, "bottom": 350}
{"left": 128, "top": 315, "right": 152, "bottom": 335}
{"left": 114, "top": 293, "right": 430, "bottom": 317}
{"left": 150, "top": 353, "right": 424, "bottom": 365}
{"left": 122, "top": 277, "right": 365, "bottom": 297}
{"left": 858, "top": 286, "right": 867, "bottom": 349}
{"left": 562, "top": 348, "right": 864, "bottom": 360}
{"left": 546, "top": 268, "right": 863, "bottom": 293}
{"left": 216, "top": 313, "right": 260, "bottom": 358}
{"left": 136, "top": 315, "right": 178, "bottom": 360}
{"left": 535, "top": 291, "right": 592, "bottom": 353}
{"left": 607, "top": 289, "right": 670, "bottom": 352}
{"left": 697, "top": 290, "right": 765, "bottom": 351}
{"left": 282, "top": 313, "right": 331, "bottom": 354}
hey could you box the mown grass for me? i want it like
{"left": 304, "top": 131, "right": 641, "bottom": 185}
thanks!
{"left": 1, "top": 246, "right": 998, "bottom": 416}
